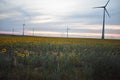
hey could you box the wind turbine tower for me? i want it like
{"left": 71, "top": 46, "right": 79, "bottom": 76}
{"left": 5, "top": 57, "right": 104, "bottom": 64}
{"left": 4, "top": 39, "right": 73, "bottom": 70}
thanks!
{"left": 12, "top": 28, "right": 14, "bottom": 35}
{"left": 23, "top": 19, "right": 25, "bottom": 36}
{"left": 94, "top": 0, "right": 110, "bottom": 39}
{"left": 33, "top": 28, "right": 34, "bottom": 36}
{"left": 67, "top": 26, "right": 70, "bottom": 38}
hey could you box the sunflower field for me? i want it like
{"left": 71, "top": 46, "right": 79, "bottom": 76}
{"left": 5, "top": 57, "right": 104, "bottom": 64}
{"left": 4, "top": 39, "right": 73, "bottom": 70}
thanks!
{"left": 0, "top": 35, "right": 120, "bottom": 80}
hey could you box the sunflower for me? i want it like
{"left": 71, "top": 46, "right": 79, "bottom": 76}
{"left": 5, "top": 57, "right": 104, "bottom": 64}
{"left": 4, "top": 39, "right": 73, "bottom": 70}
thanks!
{"left": 2, "top": 48, "right": 7, "bottom": 53}
{"left": 17, "top": 53, "right": 25, "bottom": 57}
{"left": 25, "top": 50, "right": 29, "bottom": 56}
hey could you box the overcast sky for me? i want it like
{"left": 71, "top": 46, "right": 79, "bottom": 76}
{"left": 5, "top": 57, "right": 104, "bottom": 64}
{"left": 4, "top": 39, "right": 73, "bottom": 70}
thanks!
{"left": 0, "top": 0, "right": 120, "bottom": 39}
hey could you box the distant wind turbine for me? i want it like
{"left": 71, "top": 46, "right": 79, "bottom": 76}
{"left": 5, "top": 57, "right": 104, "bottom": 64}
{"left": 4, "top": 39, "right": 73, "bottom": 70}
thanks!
{"left": 66, "top": 26, "right": 70, "bottom": 38}
{"left": 94, "top": 0, "right": 110, "bottom": 39}
{"left": 12, "top": 28, "right": 14, "bottom": 35}
{"left": 23, "top": 19, "right": 25, "bottom": 36}
{"left": 33, "top": 28, "right": 34, "bottom": 36}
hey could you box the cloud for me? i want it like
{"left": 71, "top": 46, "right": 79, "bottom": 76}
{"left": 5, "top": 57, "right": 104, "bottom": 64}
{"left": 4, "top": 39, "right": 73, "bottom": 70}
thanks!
{"left": 0, "top": 0, "right": 120, "bottom": 39}
{"left": 0, "top": 0, "right": 7, "bottom": 5}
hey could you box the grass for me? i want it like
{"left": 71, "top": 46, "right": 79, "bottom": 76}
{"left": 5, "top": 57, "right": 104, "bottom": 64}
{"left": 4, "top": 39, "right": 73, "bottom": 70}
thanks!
{"left": 0, "top": 35, "right": 120, "bottom": 80}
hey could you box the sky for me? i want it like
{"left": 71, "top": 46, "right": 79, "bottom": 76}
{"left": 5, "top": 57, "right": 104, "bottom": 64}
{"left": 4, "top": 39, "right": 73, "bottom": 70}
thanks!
{"left": 0, "top": 0, "right": 120, "bottom": 39}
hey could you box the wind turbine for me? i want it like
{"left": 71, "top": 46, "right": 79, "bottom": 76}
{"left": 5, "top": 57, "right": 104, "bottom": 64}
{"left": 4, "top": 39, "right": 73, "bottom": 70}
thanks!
{"left": 12, "top": 28, "right": 14, "bottom": 35}
{"left": 23, "top": 19, "right": 25, "bottom": 36}
{"left": 33, "top": 28, "right": 34, "bottom": 36}
{"left": 94, "top": 0, "right": 110, "bottom": 39}
{"left": 66, "top": 25, "right": 70, "bottom": 38}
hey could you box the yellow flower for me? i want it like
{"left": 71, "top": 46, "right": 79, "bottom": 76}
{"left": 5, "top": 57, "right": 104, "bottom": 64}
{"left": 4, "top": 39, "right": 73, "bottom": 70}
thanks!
{"left": 25, "top": 50, "right": 29, "bottom": 56}
{"left": 2, "top": 48, "right": 7, "bottom": 53}
{"left": 17, "top": 53, "right": 25, "bottom": 57}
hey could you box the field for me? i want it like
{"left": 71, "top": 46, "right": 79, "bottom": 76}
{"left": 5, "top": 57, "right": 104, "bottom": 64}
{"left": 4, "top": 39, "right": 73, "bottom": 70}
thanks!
{"left": 0, "top": 35, "right": 120, "bottom": 80}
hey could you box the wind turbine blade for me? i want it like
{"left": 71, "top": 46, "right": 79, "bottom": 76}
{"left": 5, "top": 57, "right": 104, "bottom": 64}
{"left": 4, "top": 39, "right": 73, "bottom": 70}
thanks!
{"left": 93, "top": 6, "right": 104, "bottom": 8}
{"left": 105, "top": 8, "right": 110, "bottom": 17}
{"left": 105, "top": 0, "right": 110, "bottom": 7}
